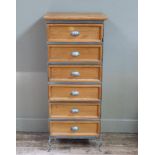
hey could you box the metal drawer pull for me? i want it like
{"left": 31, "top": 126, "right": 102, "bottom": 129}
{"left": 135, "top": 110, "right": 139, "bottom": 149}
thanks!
{"left": 70, "top": 90, "right": 79, "bottom": 96}
{"left": 71, "top": 108, "right": 79, "bottom": 113}
{"left": 71, "top": 51, "right": 80, "bottom": 57}
{"left": 71, "top": 126, "right": 79, "bottom": 132}
{"left": 71, "top": 31, "right": 80, "bottom": 36}
{"left": 71, "top": 71, "right": 80, "bottom": 77}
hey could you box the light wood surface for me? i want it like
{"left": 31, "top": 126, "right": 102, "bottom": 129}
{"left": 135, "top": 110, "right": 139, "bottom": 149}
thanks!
{"left": 48, "top": 65, "right": 102, "bottom": 82}
{"left": 48, "top": 44, "right": 102, "bottom": 63}
{"left": 17, "top": 132, "right": 138, "bottom": 155}
{"left": 49, "top": 121, "right": 100, "bottom": 136}
{"left": 47, "top": 24, "right": 103, "bottom": 42}
{"left": 48, "top": 85, "right": 101, "bottom": 102}
{"left": 44, "top": 12, "right": 108, "bottom": 21}
{"left": 49, "top": 103, "right": 100, "bottom": 119}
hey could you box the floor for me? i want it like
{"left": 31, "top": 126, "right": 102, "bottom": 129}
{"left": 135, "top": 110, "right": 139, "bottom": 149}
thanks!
{"left": 16, "top": 132, "right": 138, "bottom": 155}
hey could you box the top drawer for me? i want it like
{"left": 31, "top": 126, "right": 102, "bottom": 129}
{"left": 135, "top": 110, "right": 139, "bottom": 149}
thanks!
{"left": 47, "top": 24, "right": 103, "bottom": 42}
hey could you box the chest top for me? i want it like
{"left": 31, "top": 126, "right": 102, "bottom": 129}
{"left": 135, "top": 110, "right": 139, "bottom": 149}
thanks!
{"left": 44, "top": 12, "right": 107, "bottom": 21}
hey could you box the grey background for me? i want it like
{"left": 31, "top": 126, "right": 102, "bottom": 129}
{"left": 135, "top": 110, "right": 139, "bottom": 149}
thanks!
{"left": 17, "top": 0, "right": 138, "bottom": 133}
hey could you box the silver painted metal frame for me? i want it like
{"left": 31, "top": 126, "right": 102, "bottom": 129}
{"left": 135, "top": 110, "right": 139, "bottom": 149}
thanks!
{"left": 46, "top": 20, "right": 104, "bottom": 152}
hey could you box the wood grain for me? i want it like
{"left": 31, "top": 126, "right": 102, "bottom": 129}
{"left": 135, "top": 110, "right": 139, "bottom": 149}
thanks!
{"left": 49, "top": 103, "right": 100, "bottom": 119}
{"left": 48, "top": 85, "right": 102, "bottom": 102}
{"left": 48, "top": 44, "right": 102, "bottom": 63}
{"left": 17, "top": 132, "right": 138, "bottom": 155}
{"left": 49, "top": 121, "right": 100, "bottom": 136}
{"left": 44, "top": 12, "right": 108, "bottom": 21}
{"left": 48, "top": 65, "right": 102, "bottom": 82}
{"left": 47, "top": 24, "right": 103, "bottom": 42}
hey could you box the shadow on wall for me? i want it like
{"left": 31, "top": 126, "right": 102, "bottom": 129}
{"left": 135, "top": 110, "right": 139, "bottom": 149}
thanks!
{"left": 16, "top": 17, "right": 48, "bottom": 131}
{"left": 103, "top": 20, "right": 138, "bottom": 120}
{"left": 17, "top": 18, "right": 47, "bottom": 72}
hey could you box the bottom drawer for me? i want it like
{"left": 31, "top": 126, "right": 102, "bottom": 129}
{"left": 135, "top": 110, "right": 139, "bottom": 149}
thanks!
{"left": 49, "top": 121, "right": 100, "bottom": 137}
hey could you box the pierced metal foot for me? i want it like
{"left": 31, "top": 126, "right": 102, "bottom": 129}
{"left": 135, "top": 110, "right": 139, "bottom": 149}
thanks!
{"left": 98, "top": 141, "right": 103, "bottom": 152}
{"left": 96, "top": 136, "right": 103, "bottom": 152}
{"left": 48, "top": 137, "right": 57, "bottom": 152}
{"left": 48, "top": 137, "right": 52, "bottom": 152}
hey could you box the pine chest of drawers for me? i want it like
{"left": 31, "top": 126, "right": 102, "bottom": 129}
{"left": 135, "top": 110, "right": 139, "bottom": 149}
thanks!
{"left": 44, "top": 12, "right": 107, "bottom": 150}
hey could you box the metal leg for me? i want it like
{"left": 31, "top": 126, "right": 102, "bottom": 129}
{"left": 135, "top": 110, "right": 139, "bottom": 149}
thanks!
{"left": 96, "top": 135, "right": 103, "bottom": 152}
{"left": 48, "top": 137, "right": 52, "bottom": 152}
{"left": 48, "top": 137, "right": 57, "bottom": 152}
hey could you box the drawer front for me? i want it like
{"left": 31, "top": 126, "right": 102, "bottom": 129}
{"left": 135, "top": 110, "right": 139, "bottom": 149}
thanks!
{"left": 48, "top": 85, "right": 101, "bottom": 102}
{"left": 49, "top": 121, "right": 100, "bottom": 136}
{"left": 49, "top": 103, "right": 100, "bottom": 119}
{"left": 48, "top": 65, "right": 102, "bottom": 82}
{"left": 48, "top": 45, "right": 102, "bottom": 63}
{"left": 47, "top": 24, "right": 103, "bottom": 42}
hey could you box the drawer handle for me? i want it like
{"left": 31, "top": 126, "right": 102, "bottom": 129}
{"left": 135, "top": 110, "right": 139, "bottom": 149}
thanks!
{"left": 71, "top": 71, "right": 80, "bottom": 77}
{"left": 71, "top": 108, "right": 79, "bottom": 113}
{"left": 71, "top": 31, "right": 80, "bottom": 36}
{"left": 71, "top": 51, "right": 80, "bottom": 57}
{"left": 70, "top": 90, "right": 79, "bottom": 96}
{"left": 71, "top": 126, "right": 79, "bottom": 132}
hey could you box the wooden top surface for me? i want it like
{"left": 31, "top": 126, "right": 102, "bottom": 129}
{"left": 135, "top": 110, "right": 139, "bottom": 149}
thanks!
{"left": 44, "top": 12, "right": 108, "bottom": 21}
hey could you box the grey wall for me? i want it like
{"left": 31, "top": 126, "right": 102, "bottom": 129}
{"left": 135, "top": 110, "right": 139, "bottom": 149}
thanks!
{"left": 17, "top": 0, "right": 138, "bottom": 133}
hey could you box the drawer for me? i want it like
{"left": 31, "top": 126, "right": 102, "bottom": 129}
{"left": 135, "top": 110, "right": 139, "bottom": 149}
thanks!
{"left": 48, "top": 85, "right": 101, "bottom": 102}
{"left": 48, "top": 44, "right": 102, "bottom": 63}
{"left": 48, "top": 65, "right": 102, "bottom": 82}
{"left": 49, "top": 103, "right": 100, "bottom": 119}
{"left": 47, "top": 24, "right": 103, "bottom": 42}
{"left": 49, "top": 121, "right": 100, "bottom": 136}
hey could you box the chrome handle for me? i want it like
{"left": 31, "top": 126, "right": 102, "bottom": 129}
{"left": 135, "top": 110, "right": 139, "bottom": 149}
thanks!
{"left": 71, "top": 31, "right": 80, "bottom": 36}
{"left": 71, "top": 126, "right": 79, "bottom": 132}
{"left": 71, "top": 71, "right": 80, "bottom": 77}
{"left": 71, "top": 51, "right": 80, "bottom": 57}
{"left": 70, "top": 90, "right": 79, "bottom": 96}
{"left": 71, "top": 108, "right": 79, "bottom": 113}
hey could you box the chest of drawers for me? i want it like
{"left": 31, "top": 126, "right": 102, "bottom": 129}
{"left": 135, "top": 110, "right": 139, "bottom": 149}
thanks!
{"left": 44, "top": 12, "right": 107, "bottom": 151}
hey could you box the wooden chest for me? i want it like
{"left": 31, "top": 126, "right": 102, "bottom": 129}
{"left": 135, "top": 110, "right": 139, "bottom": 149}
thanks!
{"left": 44, "top": 12, "right": 107, "bottom": 143}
